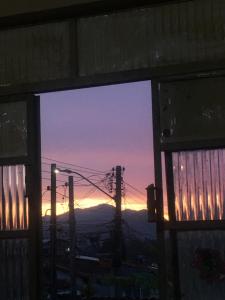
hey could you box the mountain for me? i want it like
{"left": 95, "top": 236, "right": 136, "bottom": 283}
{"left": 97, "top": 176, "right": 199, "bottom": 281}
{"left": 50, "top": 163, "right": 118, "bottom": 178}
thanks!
{"left": 43, "top": 204, "right": 156, "bottom": 240}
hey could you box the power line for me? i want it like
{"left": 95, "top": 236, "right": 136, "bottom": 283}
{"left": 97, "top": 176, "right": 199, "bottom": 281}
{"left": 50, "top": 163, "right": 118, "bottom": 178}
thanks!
{"left": 56, "top": 191, "right": 69, "bottom": 199}
{"left": 42, "top": 167, "right": 104, "bottom": 180}
{"left": 42, "top": 173, "right": 102, "bottom": 186}
{"left": 125, "top": 187, "right": 145, "bottom": 200}
{"left": 75, "top": 200, "right": 82, "bottom": 209}
{"left": 42, "top": 177, "right": 67, "bottom": 184}
{"left": 124, "top": 181, "right": 145, "bottom": 196}
{"left": 124, "top": 190, "right": 146, "bottom": 208}
{"left": 41, "top": 177, "right": 105, "bottom": 191}
{"left": 103, "top": 198, "right": 115, "bottom": 206}
{"left": 42, "top": 156, "right": 108, "bottom": 174}
{"left": 42, "top": 162, "right": 52, "bottom": 166}
{"left": 42, "top": 169, "right": 106, "bottom": 185}
{"left": 79, "top": 186, "right": 99, "bottom": 200}
{"left": 42, "top": 170, "right": 69, "bottom": 178}
{"left": 41, "top": 176, "right": 100, "bottom": 186}
{"left": 77, "top": 180, "right": 112, "bottom": 201}
{"left": 42, "top": 190, "right": 50, "bottom": 197}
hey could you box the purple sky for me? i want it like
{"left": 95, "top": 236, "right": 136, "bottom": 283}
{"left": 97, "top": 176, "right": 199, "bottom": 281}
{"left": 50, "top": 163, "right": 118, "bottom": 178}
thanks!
{"left": 40, "top": 81, "right": 154, "bottom": 212}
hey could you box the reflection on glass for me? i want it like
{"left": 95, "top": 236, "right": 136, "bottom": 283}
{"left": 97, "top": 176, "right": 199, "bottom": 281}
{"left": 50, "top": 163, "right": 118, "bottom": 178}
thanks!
{"left": 173, "top": 150, "right": 225, "bottom": 221}
{"left": 178, "top": 231, "right": 225, "bottom": 300}
{"left": 0, "top": 102, "right": 27, "bottom": 158}
{"left": 0, "top": 165, "right": 28, "bottom": 230}
{"left": 0, "top": 239, "right": 29, "bottom": 299}
{"left": 159, "top": 78, "right": 225, "bottom": 145}
{"left": 79, "top": 0, "right": 225, "bottom": 76}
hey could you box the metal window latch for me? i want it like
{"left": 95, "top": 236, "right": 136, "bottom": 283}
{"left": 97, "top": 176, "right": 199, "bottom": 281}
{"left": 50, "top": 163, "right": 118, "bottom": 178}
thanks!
{"left": 146, "top": 184, "right": 157, "bottom": 222}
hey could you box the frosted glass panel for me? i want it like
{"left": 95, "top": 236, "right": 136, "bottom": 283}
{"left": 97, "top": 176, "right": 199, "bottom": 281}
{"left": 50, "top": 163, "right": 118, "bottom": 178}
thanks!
{"left": 0, "top": 21, "right": 71, "bottom": 86}
{"left": 173, "top": 150, "right": 225, "bottom": 221}
{"left": 159, "top": 78, "right": 225, "bottom": 145}
{"left": 0, "top": 165, "right": 28, "bottom": 230}
{"left": 178, "top": 231, "right": 225, "bottom": 300}
{"left": 78, "top": 0, "right": 225, "bottom": 75}
{"left": 0, "top": 239, "right": 29, "bottom": 299}
{"left": 0, "top": 101, "right": 27, "bottom": 158}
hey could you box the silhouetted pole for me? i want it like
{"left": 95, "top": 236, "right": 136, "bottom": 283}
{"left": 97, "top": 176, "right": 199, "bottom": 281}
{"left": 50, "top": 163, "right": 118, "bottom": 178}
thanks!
{"left": 68, "top": 176, "right": 77, "bottom": 299}
{"left": 113, "top": 166, "right": 123, "bottom": 270}
{"left": 50, "top": 164, "right": 57, "bottom": 299}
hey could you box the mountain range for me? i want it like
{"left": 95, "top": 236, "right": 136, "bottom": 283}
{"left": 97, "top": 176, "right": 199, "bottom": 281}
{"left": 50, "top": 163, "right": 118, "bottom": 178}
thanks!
{"left": 43, "top": 204, "right": 156, "bottom": 240}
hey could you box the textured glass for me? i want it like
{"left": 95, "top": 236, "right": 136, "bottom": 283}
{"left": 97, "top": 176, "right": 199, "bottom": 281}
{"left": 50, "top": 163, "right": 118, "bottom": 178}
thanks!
{"left": 0, "top": 165, "right": 28, "bottom": 230}
{"left": 173, "top": 150, "right": 225, "bottom": 221}
{"left": 161, "top": 153, "right": 169, "bottom": 220}
{"left": 159, "top": 77, "right": 225, "bottom": 144}
{"left": 78, "top": 0, "right": 225, "bottom": 75}
{"left": 0, "top": 101, "right": 27, "bottom": 158}
{"left": 0, "top": 21, "right": 71, "bottom": 86}
{"left": 178, "top": 231, "right": 225, "bottom": 300}
{"left": 164, "top": 231, "right": 175, "bottom": 298}
{"left": 0, "top": 239, "right": 29, "bottom": 300}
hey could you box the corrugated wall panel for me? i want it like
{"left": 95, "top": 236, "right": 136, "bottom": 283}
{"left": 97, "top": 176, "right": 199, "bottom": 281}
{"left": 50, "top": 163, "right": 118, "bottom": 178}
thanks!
{"left": 0, "top": 22, "right": 71, "bottom": 86}
{"left": 159, "top": 77, "right": 225, "bottom": 145}
{"left": 173, "top": 150, "right": 225, "bottom": 221}
{"left": 0, "top": 166, "right": 28, "bottom": 230}
{"left": 0, "top": 101, "right": 27, "bottom": 158}
{"left": 78, "top": 0, "right": 225, "bottom": 75}
{"left": 0, "top": 239, "right": 29, "bottom": 300}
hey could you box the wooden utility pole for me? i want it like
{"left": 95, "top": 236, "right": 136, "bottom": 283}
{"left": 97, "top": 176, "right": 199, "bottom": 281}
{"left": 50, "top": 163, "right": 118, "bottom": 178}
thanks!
{"left": 113, "top": 166, "right": 123, "bottom": 270}
{"left": 68, "top": 176, "right": 77, "bottom": 299}
{"left": 50, "top": 164, "right": 57, "bottom": 299}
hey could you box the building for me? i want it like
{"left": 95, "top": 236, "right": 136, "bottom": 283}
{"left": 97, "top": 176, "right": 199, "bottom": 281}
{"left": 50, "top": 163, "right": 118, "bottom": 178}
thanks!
{"left": 0, "top": 1, "right": 225, "bottom": 299}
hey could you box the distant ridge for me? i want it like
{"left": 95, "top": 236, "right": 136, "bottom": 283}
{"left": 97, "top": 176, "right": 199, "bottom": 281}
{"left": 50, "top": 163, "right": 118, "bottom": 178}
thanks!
{"left": 43, "top": 204, "right": 156, "bottom": 239}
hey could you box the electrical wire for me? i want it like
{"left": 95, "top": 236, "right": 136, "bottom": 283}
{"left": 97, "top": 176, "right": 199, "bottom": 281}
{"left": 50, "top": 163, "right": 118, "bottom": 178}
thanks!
{"left": 79, "top": 186, "right": 98, "bottom": 200}
{"left": 124, "top": 181, "right": 146, "bottom": 196}
{"left": 56, "top": 191, "right": 69, "bottom": 199}
{"left": 41, "top": 170, "right": 69, "bottom": 178}
{"left": 42, "top": 190, "right": 50, "bottom": 198}
{"left": 125, "top": 188, "right": 146, "bottom": 201}
{"left": 41, "top": 177, "right": 67, "bottom": 184}
{"left": 42, "top": 156, "right": 109, "bottom": 174}
{"left": 41, "top": 169, "right": 106, "bottom": 185}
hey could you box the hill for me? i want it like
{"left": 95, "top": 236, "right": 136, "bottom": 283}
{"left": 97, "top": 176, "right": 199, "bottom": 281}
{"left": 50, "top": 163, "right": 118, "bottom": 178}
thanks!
{"left": 43, "top": 204, "right": 156, "bottom": 240}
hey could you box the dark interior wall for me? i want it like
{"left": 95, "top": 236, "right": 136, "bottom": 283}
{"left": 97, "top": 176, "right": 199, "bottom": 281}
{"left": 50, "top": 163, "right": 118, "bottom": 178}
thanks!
{"left": 1, "top": 0, "right": 225, "bottom": 97}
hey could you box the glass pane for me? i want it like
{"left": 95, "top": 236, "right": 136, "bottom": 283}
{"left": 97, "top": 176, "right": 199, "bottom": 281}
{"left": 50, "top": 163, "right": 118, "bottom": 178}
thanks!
{"left": 178, "top": 231, "right": 225, "bottom": 300}
{"left": 78, "top": 0, "right": 225, "bottom": 76}
{"left": 164, "top": 231, "right": 175, "bottom": 299}
{"left": 0, "top": 22, "right": 71, "bottom": 85}
{"left": 159, "top": 78, "right": 225, "bottom": 145}
{"left": 0, "top": 101, "right": 27, "bottom": 158}
{"left": 0, "top": 239, "right": 29, "bottom": 300}
{"left": 0, "top": 165, "right": 28, "bottom": 230}
{"left": 173, "top": 150, "right": 225, "bottom": 221}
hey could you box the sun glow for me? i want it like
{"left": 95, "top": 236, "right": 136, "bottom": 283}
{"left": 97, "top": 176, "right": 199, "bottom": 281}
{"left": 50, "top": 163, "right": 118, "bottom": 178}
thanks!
{"left": 42, "top": 197, "right": 147, "bottom": 216}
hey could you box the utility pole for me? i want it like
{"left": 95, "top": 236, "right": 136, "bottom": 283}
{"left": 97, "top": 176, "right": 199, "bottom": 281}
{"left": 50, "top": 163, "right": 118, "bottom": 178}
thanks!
{"left": 50, "top": 164, "right": 57, "bottom": 299}
{"left": 113, "top": 166, "right": 123, "bottom": 270}
{"left": 68, "top": 176, "right": 77, "bottom": 299}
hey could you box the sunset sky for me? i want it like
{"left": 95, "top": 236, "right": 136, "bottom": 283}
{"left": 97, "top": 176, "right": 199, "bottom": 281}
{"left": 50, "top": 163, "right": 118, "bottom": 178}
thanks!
{"left": 40, "top": 81, "right": 154, "bottom": 215}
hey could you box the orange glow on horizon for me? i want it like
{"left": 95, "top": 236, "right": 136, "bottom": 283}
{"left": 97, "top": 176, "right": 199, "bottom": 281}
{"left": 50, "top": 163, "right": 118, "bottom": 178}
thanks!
{"left": 42, "top": 197, "right": 147, "bottom": 216}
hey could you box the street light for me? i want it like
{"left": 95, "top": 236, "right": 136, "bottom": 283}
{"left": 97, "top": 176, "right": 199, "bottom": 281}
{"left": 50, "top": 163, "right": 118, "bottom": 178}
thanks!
{"left": 54, "top": 167, "right": 115, "bottom": 200}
